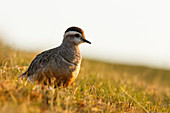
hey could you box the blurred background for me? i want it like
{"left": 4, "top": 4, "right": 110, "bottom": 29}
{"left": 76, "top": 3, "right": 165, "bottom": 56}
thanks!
{"left": 0, "top": 0, "right": 170, "bottom": 69}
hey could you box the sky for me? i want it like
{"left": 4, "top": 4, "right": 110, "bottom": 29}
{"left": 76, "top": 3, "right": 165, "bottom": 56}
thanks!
{"left": 0, "top": 0, "right": 170, "bottom": 69}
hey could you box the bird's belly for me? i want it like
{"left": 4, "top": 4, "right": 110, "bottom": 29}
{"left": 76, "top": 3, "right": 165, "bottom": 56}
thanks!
{"left": 66, "top": 62, "right": 81, "bottom": 86}
{"left": 47, "top": 59, "right": 81, "bottom": 86}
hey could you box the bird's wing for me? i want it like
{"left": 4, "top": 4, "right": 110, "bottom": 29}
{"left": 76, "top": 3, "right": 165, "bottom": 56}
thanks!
{"left": 21, "top": 50, "right": 52, "bottom": 78}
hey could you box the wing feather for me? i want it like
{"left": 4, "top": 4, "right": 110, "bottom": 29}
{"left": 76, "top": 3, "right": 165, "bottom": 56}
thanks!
{"left": 21, "top": 49, "right": 55, "bottom": 78}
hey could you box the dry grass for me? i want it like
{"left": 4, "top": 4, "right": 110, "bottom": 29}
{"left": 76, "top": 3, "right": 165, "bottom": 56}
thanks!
{"left": 0, "top": 42, "right": 169, "bottom": 112}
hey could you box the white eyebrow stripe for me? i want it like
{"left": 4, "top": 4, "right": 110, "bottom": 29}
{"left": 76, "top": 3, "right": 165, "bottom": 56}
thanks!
{"left": 64, "top": 31, "right": 81, "bottom": 37}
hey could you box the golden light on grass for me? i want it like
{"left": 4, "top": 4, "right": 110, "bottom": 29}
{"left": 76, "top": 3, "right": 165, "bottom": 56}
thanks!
{"left": 0, "top": 42, "right": 169, "bottom": 112}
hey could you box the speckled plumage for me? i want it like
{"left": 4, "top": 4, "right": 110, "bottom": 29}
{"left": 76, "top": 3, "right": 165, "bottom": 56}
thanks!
{"left": 21, "top": 27, "right": 91, "bottom": 87}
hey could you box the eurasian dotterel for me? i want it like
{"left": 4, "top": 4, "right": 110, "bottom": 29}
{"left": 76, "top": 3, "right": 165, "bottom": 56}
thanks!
{"left": 21, "top": 26, "right": 91, "bottom": 87}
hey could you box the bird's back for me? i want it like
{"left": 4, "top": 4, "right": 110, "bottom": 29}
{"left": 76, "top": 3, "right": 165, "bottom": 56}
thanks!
{"left": 22, "top": 45, "right": 82, "bottom": 86}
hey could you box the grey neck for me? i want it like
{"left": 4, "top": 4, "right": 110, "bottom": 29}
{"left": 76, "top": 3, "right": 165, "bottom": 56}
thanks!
{"left": 61, "top": 39, "right": 78, "bottom": 50}
{"left": 59, "top": 39, "right": 81, "bottom": 65}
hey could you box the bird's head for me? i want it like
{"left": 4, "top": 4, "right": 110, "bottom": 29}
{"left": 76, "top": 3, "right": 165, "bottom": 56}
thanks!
{"left": 63, "top": 26, "right": 91, "bottom": 45}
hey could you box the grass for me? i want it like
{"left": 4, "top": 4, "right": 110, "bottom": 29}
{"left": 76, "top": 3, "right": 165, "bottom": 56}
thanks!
{"left": 0, "top": 42, "right": 170, "bottom": 112}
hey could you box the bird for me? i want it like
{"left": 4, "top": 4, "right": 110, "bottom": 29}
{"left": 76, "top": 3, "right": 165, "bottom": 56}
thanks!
{"left": 21, "top": 26, "right": 91, "bottom": 87}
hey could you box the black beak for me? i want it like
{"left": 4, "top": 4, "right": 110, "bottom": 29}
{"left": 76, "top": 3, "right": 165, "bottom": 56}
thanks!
{"left": 82, "top": 39, "right": 91, "bottom": 44}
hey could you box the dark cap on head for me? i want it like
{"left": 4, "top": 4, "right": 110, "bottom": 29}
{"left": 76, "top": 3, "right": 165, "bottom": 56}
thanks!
{"left": 65, "top": 26, "right": 84, "bottom": 35}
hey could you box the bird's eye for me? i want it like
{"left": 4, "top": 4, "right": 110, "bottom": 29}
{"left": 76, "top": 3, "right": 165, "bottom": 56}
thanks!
{"left": 75, "top": 34, "right": 80, "bottom": 37}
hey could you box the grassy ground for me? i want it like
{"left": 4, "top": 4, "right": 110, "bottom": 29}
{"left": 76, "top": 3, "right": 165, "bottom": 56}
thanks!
{"left": 0, "top": 42, "right": 169, "bottom": 112}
